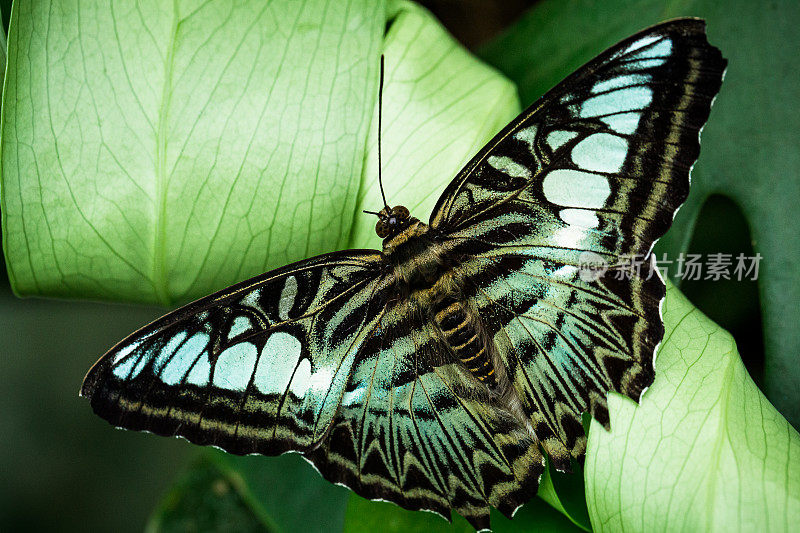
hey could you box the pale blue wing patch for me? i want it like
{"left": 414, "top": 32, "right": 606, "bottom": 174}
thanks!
{"left": 513, "top": 124, "right": 538, "bottom": 149}
{"left": 571, "top": 133, "right": 628, "bottom": 173}
{"left": 229, "top": 316, "right": 254, "bottom": 338}
{"left": 289, "top": 359, "right": 312, "bottom": 396}
{"left": 278, "top": 276, "right": 297, "bottom": 321}
{"left": 487, "top": 155, "right": 532, "bottom": 178}
{"left": 212, "top": 343, "right": 258, "bottom": 391}
{"left": 579, "top": 86, "right": 653, "bottom": 118}
{"left": 154, "top": 331, "right": 189, "bottom": 373}
{"left": 600, "top": 112, "right": 644, "bottom": 135}
{"left": 559, "top": 208, "right": 599, "bottom": 229}
{"left": 253, "top": 331, "right": 303, "bottom": 395}
{"left": 186, "top": 350, "right": 212, "bottom": 387}
{"left": 542, "top": 169, "right": 611, "bottom": 209}
{"left": 160, "top": 332, "right": 207, "bottom": 386}
{"left": 590, "top": 73, "right": 650, "bottom": 94}
{"left": 546, "top": 130, "right": 579, "bottom": 151}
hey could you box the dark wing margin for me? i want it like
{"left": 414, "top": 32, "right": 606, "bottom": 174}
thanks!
{"left": 430, "top": 19, "right": 725, "bottom": 469}
{"left": 81, "top": 249, "right": 387, "bottom": 456}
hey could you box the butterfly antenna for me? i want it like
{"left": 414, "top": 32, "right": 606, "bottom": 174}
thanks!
{"left": 377, "top": 54, "right": 389, "bottom": 211}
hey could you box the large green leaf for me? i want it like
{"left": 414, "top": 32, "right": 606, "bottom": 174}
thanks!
{"left": 2, "top": 0, "right": 385, "bottom": 305}
{"left": 0, "top": 0, "right": 518, "bottom": 308}
{"left": 343, "top": 489, "right": 584, "bottom": 533}
{"left": 477, "top": 0, "right": 800, "bottom": 433}
{"left": 585, "top": 284, "right": 800, "bottom": 531}
{"left": 7, "top": 0, "right": 797, "bottom": 531}
{"left": 347, "top": 0, "right": 518, "bottom": 248}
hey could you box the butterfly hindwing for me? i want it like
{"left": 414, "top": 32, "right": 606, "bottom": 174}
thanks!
{"left": 306, "top": 298, "right": 542, "bottom": 529}
{"left": 81, "top": 250, "right": 387, "bottom": 455}
{"left": 430, "top": 19, "right": 725, "bottom": 468}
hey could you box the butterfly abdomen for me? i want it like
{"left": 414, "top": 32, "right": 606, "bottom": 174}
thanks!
{"left": 431, "top": 297, "right": 496, "bottom": 386}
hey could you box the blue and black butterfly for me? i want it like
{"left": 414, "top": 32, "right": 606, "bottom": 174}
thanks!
{"left": 82, "top": 19, "right": 726, "bottom": 530}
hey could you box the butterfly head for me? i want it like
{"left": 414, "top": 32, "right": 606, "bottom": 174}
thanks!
{"left": 373, "top": 205, "right": 412, "bottom": 239}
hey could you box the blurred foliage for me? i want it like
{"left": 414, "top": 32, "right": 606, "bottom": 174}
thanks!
{"left": 343, "top": 488, "right": 585, "bottom": 533}
{"left": 147, "top": 454, "right": 276, "bottom": 533}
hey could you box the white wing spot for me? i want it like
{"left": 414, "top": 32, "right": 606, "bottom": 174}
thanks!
{"left": 513, "top": 125, "right": 538, "bottom": 150}
{"left": 308, "top": 367, "right": 336, "bottom": 396}
{"left": 290, "top": 359, "right": 312, "bottom": 397}
{"left": 186, "top": 351, "right": 211, "bottom": 386}
{"left": 591, "top": 73, "right": 650, "bottom": 94}
{"left": 487, "top": 155, "right": 531, "bottom": 178}
{"left": 560, "top": 208, "right": 600, "bottom": 229}
{"left": 631, "top": 38, "right": 672, "bottom": 60}
{"left": 546, "top": 130, "right": 578, "bottom": 151}
{"left": 279, "top": 276, "right": 297, "bottom": 320}
{"left": 571, "top": 133, "right": 628, "bottom": 173}
{"left": 542, "top": 169, "right": 611, "bottom": 209}
{"left": 624, "top": 35, "right": 660, "bottom": 54}
{"left": 241, "top": 288, "right": 262, "bottom": 309}
{"left": 601, "top": 112, "right": 643, "bottom": 135}
{"left": 112, "top": 354, "right": 139, "bottom": 380}
{"left": 154, "top": 331, "right": 188, "bottom": 373}
{"left": 213, "top": 343, "right": 258, "bottom": 392}
{"left": 342, "top": 387, "right": 366, "bottom": 407}
{"left": 112, "top": 341, "right": 140, "bottom": 364}
{"left": 162, "top": 333, "right": 210, "bottom": 386}
{"left": 229, "top": 316, "right": 253, "bottom": 339}
{"left": 580, "top": 86, "right": 653, "bottom": 118}
{"left": 254, "top": 332, "right": 302, "bottom": 395}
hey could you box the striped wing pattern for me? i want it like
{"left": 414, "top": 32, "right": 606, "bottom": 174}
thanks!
{"left": 432, "top": 19, "right": 725, "bottom": 469}
{"left": 82, "top": 19, "right": 726, "bottom": 531}
{"left": 307, "top": 298, "right": 542, "bottom": 527}
{"left": 82, "top": 250, "right": 541, "bottom": 528}
{"left": 82, "top": 251, "right": 387, "bottom": 455}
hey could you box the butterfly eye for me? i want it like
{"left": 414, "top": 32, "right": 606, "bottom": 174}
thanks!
{"left": 375, "top": 219, "right": 390, "bottom": 238}
{"left": 393, "top": 205, "right": 410, "bottom": 220}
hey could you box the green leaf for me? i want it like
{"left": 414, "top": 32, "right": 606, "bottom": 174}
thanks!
{"left": 0, "top": 0, "right": 518, "bottom": 308}
{"left": 585, "top": 283, "right": 800, "bottom": 531}
{"left": 1, "top": 0, "right": 385, "bottom": 305}
{"left": 477, "top": 0, "right": 800, "bottom": 432}
{"left": 538, "top": 462, "right": 591, "bottom": 532}
{"left": 344, "top": 489, "right": 585, "bottom": 533}
{"left": 227, "top": 452, "right": 351, "bottom": 533}
{"left": 151, "top": 451, "right": 350, "bottom": 533}
{"left": 347, "top": 0, "right": 519, "bottom": 248}
{"left": 0, "top": 5, "right": 6, "bottom": 91}
{"left": 147, "top": 453, "right": 277, "bottom": 533}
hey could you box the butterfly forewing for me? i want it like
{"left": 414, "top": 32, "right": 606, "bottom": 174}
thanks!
{"left": 432, "top": 19, "right": 723, "bottom": 256}
{"left": 82, "top": 250, "right": 387, "bottom": 455}
{"left": 432, "top": 19, "right": 725, "bottom": 469}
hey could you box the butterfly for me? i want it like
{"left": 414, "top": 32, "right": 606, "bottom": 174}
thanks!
{"left": 81, "top": 18, "right": 725, "bottom": 530}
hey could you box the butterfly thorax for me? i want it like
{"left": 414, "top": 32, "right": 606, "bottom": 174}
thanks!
{"left": 382, "top": 218, "right": 498, "bottom": 387}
